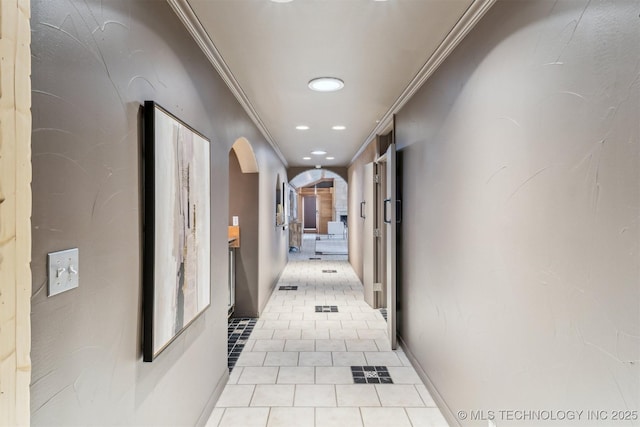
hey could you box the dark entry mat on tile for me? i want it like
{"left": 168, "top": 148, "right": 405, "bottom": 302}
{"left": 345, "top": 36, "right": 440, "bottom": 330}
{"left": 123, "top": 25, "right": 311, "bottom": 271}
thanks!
{"left": 279, "top": 285, "right": 298, "bottom": 291}
{"left": 322, "top": 269, "right": 337, "bottom": 273}
{"left": 315, "top": 305, "right": 338, "bottom": 313}
{"left": 228, "top": 317, "right": 257, "bottom": 372}
{"left": 309, "top": 257, "right": 322, "bottom": 260}
{"left": 351, "top": 366, "right": 393, "bottom": 384}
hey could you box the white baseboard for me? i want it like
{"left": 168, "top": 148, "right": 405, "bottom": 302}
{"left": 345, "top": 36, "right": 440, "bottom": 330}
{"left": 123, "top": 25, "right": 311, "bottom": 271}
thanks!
{"left": 195, "top": 369, "right": 229, "bottom": 427}
{"left": 398, "top": 335, "right": 462, "bottom": 427}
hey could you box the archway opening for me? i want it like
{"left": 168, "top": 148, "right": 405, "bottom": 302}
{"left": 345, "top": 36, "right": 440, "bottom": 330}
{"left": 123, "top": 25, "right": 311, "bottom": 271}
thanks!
{"left": 289, "top": 169, "right": 348, "bottom": 258}
{"left": 232, "top": 137, "right": 259, "bottom": 173}
{"left": 228, "top": 137, "right": 260, "bottom": 316}
{"left": 227, "top": 137, "right": 261, "bottom": 373}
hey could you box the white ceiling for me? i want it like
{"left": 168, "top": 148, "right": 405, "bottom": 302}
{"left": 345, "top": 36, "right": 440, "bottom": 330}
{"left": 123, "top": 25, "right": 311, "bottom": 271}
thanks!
{"left": 181, "top": 0, "right": 478, "bottom": 167}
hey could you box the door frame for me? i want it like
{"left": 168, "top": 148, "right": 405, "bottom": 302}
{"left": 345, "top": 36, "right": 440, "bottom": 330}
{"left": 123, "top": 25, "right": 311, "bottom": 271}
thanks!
{"left": 362, "top": 162, "right": 376, "bottom": 308}
{"left": 376, "top": 143, "right": 398, "bottom": 349}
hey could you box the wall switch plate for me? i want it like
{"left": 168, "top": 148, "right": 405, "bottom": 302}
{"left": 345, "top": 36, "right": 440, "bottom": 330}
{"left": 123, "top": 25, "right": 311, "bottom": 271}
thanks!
{"left": 373, "top": 282, "right": 383, "bottom": 292}
{"left": 232, "top": 216, "right": 239, "bottom": 226}
{"left": 47, "top": 248, "right": 79, "bottom": 297}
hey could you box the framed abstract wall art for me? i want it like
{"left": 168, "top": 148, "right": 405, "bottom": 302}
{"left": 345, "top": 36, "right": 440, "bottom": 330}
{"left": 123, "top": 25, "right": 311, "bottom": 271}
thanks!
{"left": 143, "top": 101, "right": 211, "bottom": 362}
{"left": 275, "top": 176, "right": 284, "bottom": 227}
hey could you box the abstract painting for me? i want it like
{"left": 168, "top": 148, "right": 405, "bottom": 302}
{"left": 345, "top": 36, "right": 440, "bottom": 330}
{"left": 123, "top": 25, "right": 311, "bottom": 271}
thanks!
{"left": 143, "top": 101, "right": 211, "bottom": 362}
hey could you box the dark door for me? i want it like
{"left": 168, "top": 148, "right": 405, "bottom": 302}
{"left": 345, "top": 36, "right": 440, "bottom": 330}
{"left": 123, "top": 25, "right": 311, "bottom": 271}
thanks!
{"left": 303, "top": 196, "right": 317, "bottom": 229}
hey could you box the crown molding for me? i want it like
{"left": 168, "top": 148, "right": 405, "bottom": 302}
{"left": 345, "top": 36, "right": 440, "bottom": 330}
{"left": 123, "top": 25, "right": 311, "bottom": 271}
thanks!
{"left": 167, "top": 0, "right": 289, "bottom": 167}
{"left": 349, "top": 0, "right": 496, "bottom": 166}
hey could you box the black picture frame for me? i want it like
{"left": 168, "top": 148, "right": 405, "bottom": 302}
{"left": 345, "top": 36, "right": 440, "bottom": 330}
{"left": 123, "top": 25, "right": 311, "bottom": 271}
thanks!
{"left": 142, "top": 101, "right": 212, "bottom": 362}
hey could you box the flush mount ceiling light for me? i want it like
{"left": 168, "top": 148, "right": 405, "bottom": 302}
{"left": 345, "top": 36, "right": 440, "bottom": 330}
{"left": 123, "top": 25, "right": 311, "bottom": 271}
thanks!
{"left": 326, "top": 156, "right": 335, "bottom": 160}
{"left": 308, "top": 77, "right": 344, "bottom": 92}
{"left": 296, "top": 125, "right": 310, "bottom": 130}
{"left": 303, "top": 156, "right": 311, "bottom": 160}
{"left": 332, "top": 125, "right": 346, "bottom": 130}
{"left": 311, "top": 150, "right": 327, "bottom": 156}
{"left": 270, "top": 0, "right": 293, "bottom": 3}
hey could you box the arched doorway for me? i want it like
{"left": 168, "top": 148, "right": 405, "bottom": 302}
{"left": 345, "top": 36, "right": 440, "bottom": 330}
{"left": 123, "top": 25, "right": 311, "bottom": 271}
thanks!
{"left": 289, "top": 169, "right": 348, "bottom": 257}
{"left": 228, "top": 138, "right": 259, "bottom": 318}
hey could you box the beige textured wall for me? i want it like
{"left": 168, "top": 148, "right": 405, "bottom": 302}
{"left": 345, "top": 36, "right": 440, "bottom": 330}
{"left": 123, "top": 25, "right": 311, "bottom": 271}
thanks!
{"left": 395, "top": 1, "right": 639, "bottom": 425}
{"left": 257, "top": 158, "right": 289, "bottom": 315}
{"left": 0, "top": 0, "right": 31, "bottom": 425}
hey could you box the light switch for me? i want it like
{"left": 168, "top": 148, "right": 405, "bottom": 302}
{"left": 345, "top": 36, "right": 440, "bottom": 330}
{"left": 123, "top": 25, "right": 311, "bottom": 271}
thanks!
{"left": 232, "top": 216, "right": 239, "bottom": 226}
{"left": 48, "top": 248, "right": 79, "bottom": 297}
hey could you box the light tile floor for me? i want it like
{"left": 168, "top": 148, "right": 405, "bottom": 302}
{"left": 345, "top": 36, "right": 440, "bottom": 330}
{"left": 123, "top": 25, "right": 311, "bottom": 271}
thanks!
{"left": 208, "top": 235, "right": 448, "bottom": 427}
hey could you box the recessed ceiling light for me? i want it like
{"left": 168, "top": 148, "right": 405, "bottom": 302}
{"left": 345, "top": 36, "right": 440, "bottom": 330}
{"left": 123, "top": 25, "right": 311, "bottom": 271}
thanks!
{"left": 332, "top": 125, "right": 346, "bottom": 130}
{"left": 303, "top": 156, "right": 311, "bottom": 160}
{"left": 296, "top": 125, "right": 310, "bottom": 130}
{"left": 311, "top": 150, "right": 327, "bottom": 155}
{"left": 326, "top": 156, "right": 335, "bottom": 160}
{"left": 270, "top": 0, "right": 293, "bottom": 3}
{"left": 308, "top": 77, "right": 344, "bottom": 92}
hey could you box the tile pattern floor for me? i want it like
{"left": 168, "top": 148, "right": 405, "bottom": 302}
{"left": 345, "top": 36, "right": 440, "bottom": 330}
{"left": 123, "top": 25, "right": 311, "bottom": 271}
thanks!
{"left": 351, "top": 366, "right": 393, "bottom": 384}
{"left": 228, "top": 318, "right": 258, "bottom": 372}
{"left": 314, "top": 234, "right": 349, "bottom": 255}
{"left": 315, "top": 305, "right": 339, "bottom": 313}
{"left": 208, "top": 235, "right": 448, "bottom": 427}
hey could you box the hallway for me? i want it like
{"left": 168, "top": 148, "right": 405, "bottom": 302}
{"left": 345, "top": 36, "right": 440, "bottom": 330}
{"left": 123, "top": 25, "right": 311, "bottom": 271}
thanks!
{"left": 8, "top": 1, "right": 635, "bottom": 425}
{"left": 207, "top": 236, "right": 447, "bottom": 427}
